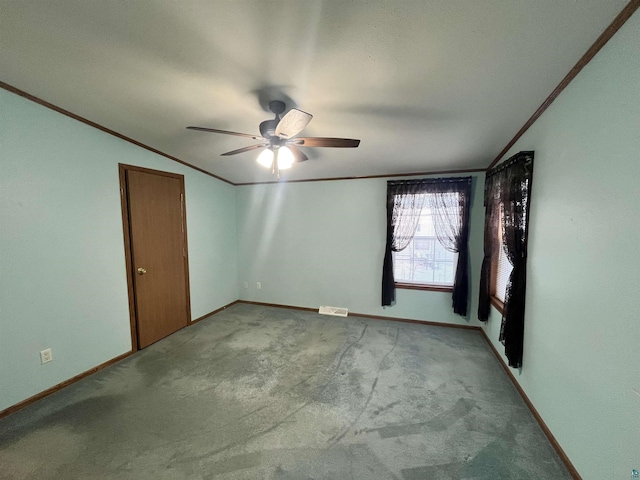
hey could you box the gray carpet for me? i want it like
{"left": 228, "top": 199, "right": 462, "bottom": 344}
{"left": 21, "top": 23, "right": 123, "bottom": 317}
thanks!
{"left": 0, "top": 304, "right": 572, "bottom": 479}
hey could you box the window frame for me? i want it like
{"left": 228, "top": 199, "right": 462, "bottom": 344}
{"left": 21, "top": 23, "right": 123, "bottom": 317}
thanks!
{"left": 490, "top": 207, "right": 509, "bottom": 313}
{"left": 490, "top": 290, "right": 506, "bottom": 313}
{"left": 392, "top": 191, "right": 459, "bottom": 291}
{"left": 396, "top": 282, "right": 454, "bottom": 293}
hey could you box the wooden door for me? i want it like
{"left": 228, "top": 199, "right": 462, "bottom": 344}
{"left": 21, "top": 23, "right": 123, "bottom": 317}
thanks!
{"left": 120, "top": 165, "right": 190, "bottom": 349}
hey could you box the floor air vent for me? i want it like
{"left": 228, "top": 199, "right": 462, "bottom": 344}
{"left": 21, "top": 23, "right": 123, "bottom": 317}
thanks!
{"left": 318, "top": 306, "right": 348, "bottom": 317}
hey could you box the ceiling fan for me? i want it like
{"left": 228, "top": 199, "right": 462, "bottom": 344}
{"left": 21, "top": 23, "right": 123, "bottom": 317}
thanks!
{"left": 187, "top": 101, "right": 360, "bottom": 177}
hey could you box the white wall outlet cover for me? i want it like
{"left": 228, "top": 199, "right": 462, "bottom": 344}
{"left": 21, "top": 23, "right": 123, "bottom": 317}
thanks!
{"left": 40, "top": 348, "right": 53, "bottom": 364}
{"left": 257, "top": 282, "right": 261, "bottom": 289}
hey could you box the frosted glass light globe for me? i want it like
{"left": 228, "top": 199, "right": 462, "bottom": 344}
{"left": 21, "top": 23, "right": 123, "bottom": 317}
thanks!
{"left": 277, "top": 146, "right": 294, "bottom": 170}
{"left": 256, "top": 148, "right": 274, "bottom": 168}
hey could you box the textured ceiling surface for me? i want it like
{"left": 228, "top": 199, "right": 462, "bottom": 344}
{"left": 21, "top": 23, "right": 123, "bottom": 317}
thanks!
{"left": 0, "top": 0, "right": 628, "bottom": 184}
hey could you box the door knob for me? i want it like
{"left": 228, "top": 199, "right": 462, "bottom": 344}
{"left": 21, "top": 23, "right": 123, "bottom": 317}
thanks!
{"left": 137, "top": 268, "right": 147, "bottom": 275}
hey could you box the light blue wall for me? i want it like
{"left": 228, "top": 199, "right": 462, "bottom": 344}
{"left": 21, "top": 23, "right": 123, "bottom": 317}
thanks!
{"left": 184, "top": 173, "right": 238, "bottom": 318}
{"left": 484, "top": 10, "right": 640, "bottom": 480}
{"left": 236, "top": 173, "right": 485, "bottom": 327}
{"left": 0, "top": 89, "right": 238, "bottom": 411}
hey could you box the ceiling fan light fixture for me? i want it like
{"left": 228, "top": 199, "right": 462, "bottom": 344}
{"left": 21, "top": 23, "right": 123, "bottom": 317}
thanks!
{"left": 256, "top": 148, "right": 274, "bottom": 168}
{"left": 277, "top": 146, "right": 294, "bottom": 170}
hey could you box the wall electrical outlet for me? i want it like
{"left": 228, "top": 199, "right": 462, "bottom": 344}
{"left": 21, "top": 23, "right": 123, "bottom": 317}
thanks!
{"left": 256, "top": 282, "right": 261, "bottom": 289}
{"left": 40, "top": 348, "right": 53, "bottom": 364}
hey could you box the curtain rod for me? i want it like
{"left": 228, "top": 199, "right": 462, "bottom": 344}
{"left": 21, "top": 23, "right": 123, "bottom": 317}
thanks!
{"left": 486, "top": 151, "right": 534, "bottom": 179}
{"left": 387, "top": 176, "right": 472, "bottom": 186}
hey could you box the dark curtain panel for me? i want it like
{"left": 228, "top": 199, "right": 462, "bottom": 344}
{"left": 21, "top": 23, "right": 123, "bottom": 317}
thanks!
{"left": 479, "top": 151, "right": 534, "bottom": 368}
{"left": 425, "top": 179, "right": 472, "bottom": 315}
{"left": 382, "top": 177, "right": 472, "bottom": 315}
{"left": 478, "top": 176, "right": 499, "bottom": 321}
{"left": 382, "top": 181, "right": 427, "bottom": 306}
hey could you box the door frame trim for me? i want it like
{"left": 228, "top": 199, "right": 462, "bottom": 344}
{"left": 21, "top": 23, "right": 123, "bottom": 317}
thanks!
{"left": 118, "top": 164, "right": 192, "bottom": 351}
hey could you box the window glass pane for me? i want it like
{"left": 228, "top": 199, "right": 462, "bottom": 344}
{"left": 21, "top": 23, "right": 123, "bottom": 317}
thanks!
{"left": 393, "top": 198, "right": 457, "bottom": 286}
{"left": 495, "top": 243, "right": 513, "bottom": 302}
{"left": 492, "top": 206, "right": 514, "bottom": 302}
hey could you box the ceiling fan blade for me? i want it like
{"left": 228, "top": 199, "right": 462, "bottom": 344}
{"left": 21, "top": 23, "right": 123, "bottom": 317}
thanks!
{"left": 275, "top": 109, "right": 313, "bottom": 139}
{"left": 289, "top": 146, "right": 309, "bottom": 163}
{"left": 221, "top": 144, "right": 267, "bottom": 156}
{"left": 292, "top": 137, "right": 360, "bottom": 148}
{"left": 186, "top": 126, "right": 261, "bottom": 140}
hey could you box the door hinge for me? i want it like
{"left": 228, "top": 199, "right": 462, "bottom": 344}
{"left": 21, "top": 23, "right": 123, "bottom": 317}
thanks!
{"left": 120, "top": 187, "right": 124, "bottom": 197}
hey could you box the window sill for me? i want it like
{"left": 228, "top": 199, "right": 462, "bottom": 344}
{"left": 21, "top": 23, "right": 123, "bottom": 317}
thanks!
{"left": 395, "top": 283, "right": 453, "bottom": 293}
{"left": 490, "top": 296, "right": 505, "bottom": 314}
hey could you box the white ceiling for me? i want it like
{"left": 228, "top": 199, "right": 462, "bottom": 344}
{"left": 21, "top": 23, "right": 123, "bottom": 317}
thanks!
{"left": 0, "top": 0, "right": 628, "bottom": 184}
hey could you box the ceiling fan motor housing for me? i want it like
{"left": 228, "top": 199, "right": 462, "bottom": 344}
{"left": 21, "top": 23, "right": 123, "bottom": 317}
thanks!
{"left": 260, "top": 101, "right": 287, "bottom": 138}
{"left": 259, "top": 119, "right": 279, "bottom": 138}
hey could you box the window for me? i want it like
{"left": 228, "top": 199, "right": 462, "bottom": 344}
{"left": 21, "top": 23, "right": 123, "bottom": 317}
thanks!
{"left": 477, "top": 151, "right": 534, "bottom": 368}
{"left": 491, "top": 211, "right": 513, "bottom": 305}
{"left": 393, "top": 198, "right": 458, "bottom": 287}
{"left": 382, "top": 177, "right": 472, "bottom": 315}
